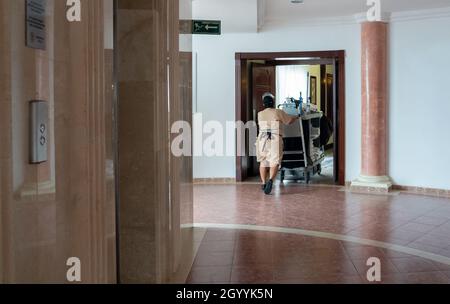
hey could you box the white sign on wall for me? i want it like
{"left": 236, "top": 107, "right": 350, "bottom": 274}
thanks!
{"left": 26, "top": 0, "right": 46, "bottom": 50}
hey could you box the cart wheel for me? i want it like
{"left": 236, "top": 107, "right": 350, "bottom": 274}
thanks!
{"left": 306, "top": 172, "right": 311, "bottom": 184}
{"left": 318, "top": 164, "right": 322, "bottom": 175}
{"left": 280, "top": 170, "right": 285, "bottom": 183}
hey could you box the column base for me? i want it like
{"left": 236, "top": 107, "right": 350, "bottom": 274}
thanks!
{"left": 350, "top": 175, "right": 393, "bottom": 194}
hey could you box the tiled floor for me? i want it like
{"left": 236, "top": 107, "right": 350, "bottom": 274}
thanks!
{"left": 188, "top": 183, "right": 450, "bottom": 284}
{"left": 187, "top": 229, "right": 450, "bottom": 284}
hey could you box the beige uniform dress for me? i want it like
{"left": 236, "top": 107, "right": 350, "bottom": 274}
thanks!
{"left": 256, "top": 108, "right": 295, "bottom": 168}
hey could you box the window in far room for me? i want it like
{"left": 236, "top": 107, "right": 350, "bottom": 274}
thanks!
{"left": 276, "top": 65, "right": 308, "bottom": 106}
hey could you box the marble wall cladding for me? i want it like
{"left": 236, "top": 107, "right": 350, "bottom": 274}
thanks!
{"left": 0, "top": 0, "right": 10, "bottom": 282}
{"left": 1, "top": 0, "right": 192, "bottom": 284}
{"left": 104, "top": 49, "right": 117, "bottom": 283}
{"left": 1, "top": 0, "right": 116, "bottom": 283}
{"left": 117, "top": 0, "right": 193, "bottom": 283}
{"left": 117, "top": 6, "right": 161, "bottom": 284}
{"left": 179, "top": 52, "right": 193, "bottom": 226}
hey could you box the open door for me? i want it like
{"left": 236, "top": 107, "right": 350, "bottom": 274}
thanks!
{"left": 249, "top": 63, "right": 276, "bottom": 177}
{"left": 236, "top": 51, "right": 345, "bottom": 185}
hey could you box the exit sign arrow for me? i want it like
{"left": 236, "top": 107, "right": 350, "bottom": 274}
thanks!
{"left": 192, "top": 20, "right": 221, "bottom": 35}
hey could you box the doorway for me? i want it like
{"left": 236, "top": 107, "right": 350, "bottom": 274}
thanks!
{"left": 235, "top": 51, "right": 346, "bottom": 185}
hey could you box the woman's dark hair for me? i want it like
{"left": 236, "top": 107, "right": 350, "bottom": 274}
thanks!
{"left": 262, "top": 93, "right": 275, "bottom": 108}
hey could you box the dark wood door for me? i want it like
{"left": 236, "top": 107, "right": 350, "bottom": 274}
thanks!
{"left": 252, "top": 65, "right": 276, "bottom": 114}
{"left": 326, "top": 74, "right": 334, "bottom": 124}
{"left": 250, "top": 64, "right": 276, "bottom": 176}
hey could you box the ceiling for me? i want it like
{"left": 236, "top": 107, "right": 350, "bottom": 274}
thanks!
{"left": 265, "top": 0, "right": 450, "bottom": 21}
{"left": 192, "top": 0, "right": 450, "bottom": 33}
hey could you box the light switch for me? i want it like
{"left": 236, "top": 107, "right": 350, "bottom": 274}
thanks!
{"left": 30, "top": 100, "right": 48, "bottom": 164}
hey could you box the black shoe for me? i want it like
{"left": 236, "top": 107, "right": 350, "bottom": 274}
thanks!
{"left": 264, "top": 179, "right": 273, "bottom": 195}
{"left": 261, "top": 183, "right": 266, "bottom": 191}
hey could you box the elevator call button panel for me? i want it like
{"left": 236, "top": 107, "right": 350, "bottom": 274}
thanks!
{"left": 29, "top": 100, "right": 48, "bottom": 164}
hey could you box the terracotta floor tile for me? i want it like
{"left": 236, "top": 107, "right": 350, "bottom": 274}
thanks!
{"left": 344, "top": 245, "right": 386, "bottom": 260}
{"left": 198, "top": 240, "right": 236, "bottom": 253}
{"left": 351, "top": 258, "right": 400, "bottom": 277}
{"left": 412, "top": 216, "right": 449, "bottom": 226}
{"left": 187, "top": 266, "right": 231, "bottom": 284}
{"left": 271, "top": 278, "right": 316, "bottom": 284}
{"left": 413, "top": 233, "right": 450, "bottom": 249}
{"left": 314, "top": 261, "right": 358, "bottom": 277}
{"left": 275, "top": 274, "right": 364, "bottom": 284}
{"left": 272, "top": 245, "right": 348, "bottom": 264}
{"left": 369, "top": 273, "right": 407, "bottom": 284}
{"left": 193, "top": 251, "right": 234, "bottom": 267}
{"left": 308, "top": 275, "right": 365, "bottom": 284}
{"left": 440, "top": 248, "right": 450, "bottom": 258}
{"left": 189, "top": 184, "right": 450, "bottom": 284}
{"left": 273, "top": 262, "right": 321, "bottom": 280}
{"left": 398, "top": 222, "right": 436, "bottom": 234}
{"left": 387, "top": 228, "right": 425, "bottom": 243}
{"left": 406, "top": 242, "right": 444, "bottom": 255}
{"left": 379, "top": 249, "right": 413, "bottom": 259}
{"left": 230, "top": 265, "right": 274, "bottom": 283}
{"left": 404, "top": 272, "right": 450, "bottom": 284}
{"left": 390, "top": 257, "right": 439, "bottom": 273}
{"left": 203, "top": 229, "right": 236, "bottom": 242}
{"left": 233, "top": 248, "right": 274, "bottom": 266}
{"left": 431, "top": 261, "right": 450, "bottom": 271}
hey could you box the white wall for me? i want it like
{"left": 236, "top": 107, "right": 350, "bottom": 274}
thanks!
{"left": 389, "top": 17, "right": 450, "bottom": 189}
{"left": 192, "top": 0, "right": 258, "bottom": 33}
{"left": 193, "top": 22, "right": 362, "bottom": 180}
{"left": 193, "top": 15, "right": 450, "bottom": 190}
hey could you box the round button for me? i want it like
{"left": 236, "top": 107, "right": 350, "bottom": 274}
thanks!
{"left": 40, "top": 136, "right": 46, "bottom": 146}
{"left": 40, "top": 124, "right": 46, "bottom": 134}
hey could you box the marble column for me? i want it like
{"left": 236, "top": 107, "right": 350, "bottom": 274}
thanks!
{"left": 351, "top": 21, "right": 392, "bottom": 192}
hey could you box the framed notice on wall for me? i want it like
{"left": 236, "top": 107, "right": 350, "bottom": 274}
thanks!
{"left": 26, "top": 0, "right": 46, "bottom": 50}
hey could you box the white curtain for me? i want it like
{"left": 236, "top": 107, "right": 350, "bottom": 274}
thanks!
{"left": 276, "top": 65, "right": 308, "bottom": 105}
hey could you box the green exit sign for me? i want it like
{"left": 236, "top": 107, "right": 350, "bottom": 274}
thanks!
{"left": 192, "top": 20, "right": 221, "bottom": 35}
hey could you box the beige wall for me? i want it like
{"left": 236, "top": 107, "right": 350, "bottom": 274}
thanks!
{"left": 117, "top": 0, "right": 193, "bottom": 283}
{"left": 1, "top": 0, "right": 193, "bottom": 284}
{"left": 0, "top": 0, "right": 116, "bottom": 283}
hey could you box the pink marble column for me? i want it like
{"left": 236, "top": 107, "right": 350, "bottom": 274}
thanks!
{"left": 352, "top": 21, "right": 392, "bottom": 192}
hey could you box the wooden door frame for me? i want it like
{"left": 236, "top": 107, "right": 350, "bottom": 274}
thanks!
{"left": 235, "top": 50, "right": 346, "bottom": 185}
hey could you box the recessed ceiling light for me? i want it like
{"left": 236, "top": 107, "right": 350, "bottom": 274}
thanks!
{"left": 291, "top": 0, "right": 304, "bottom": 3}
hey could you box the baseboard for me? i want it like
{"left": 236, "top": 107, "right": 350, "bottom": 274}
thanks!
{"left": 392, "top": 185, "right": 450, "bottom": 198}
{"left": 346, "top": 181, "right": 450, "bottom": 198}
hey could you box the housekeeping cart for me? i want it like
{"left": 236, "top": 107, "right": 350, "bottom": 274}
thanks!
{"left": 279, "top": 110, "right": 325, "bottom": 184}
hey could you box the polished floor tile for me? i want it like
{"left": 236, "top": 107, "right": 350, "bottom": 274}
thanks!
{"left": 187, "top": 228, "right": 450, "bottom": 284}
{"left": 188, "top": 266, "right": 231, "bottom": 284}
{"left": 194, "top": 184, "right": 450, "bottom": 255}
{"left": 231, "top": 264, "right": 274, "bottom": 284}
{"left": 403, "top": 272, "right": 450, "bottom": 284}
{"left": 188, "top": 183, "right": 450, "bottom": 284}
{"left": 389, "top": 257, "right": 440, "bottom": 273}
